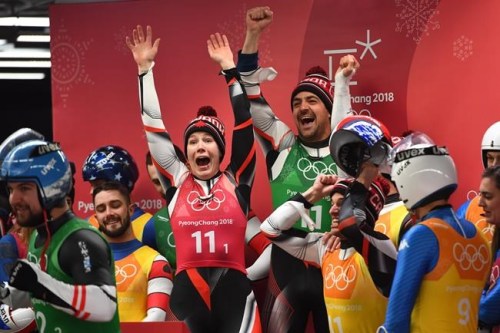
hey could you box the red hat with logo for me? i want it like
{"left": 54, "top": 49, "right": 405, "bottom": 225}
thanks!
{"left": 184, "top": 106, "right": 226, "bottom": 160}
{"left": 290, "top": 66, "right": 333, "bottom": 113}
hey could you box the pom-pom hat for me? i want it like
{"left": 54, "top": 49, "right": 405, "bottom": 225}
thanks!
{"left": 184, "top": 106, "right": 226, "bottom": 161}
{"left": 291, "top": 66, "right": 333, "bottom": 113}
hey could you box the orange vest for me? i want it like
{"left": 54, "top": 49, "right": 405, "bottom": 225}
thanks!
{"left": 322, "top": 248, "right": 387, "bottom": 333}
{"left": 115, "top": 246, "right": 158, "bottom": 322}
{"left": 410, "top": 218, "right": 490, "bottom": 333}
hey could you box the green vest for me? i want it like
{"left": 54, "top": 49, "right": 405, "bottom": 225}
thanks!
{"left": 270, "top": 143, "right": 338, "bottom": 233}
{"left": 153, "top": 206, "right": 177, "bottom": 272}
{"left": 28, "top": 218, "right": 120, "bottom": 333}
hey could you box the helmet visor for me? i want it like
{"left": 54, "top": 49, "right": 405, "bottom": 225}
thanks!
{"left": 387, "top": 132, "right": 435, "bottom": 166}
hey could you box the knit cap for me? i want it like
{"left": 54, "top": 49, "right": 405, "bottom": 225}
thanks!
{"left": 290, "top": 66, "right": 333, "bottom": 113}
{"left": 331, "top": 178, "right": 353, "bottom": 197}
{"left": 184, "top": 106, "right": 226, "bottom": 160}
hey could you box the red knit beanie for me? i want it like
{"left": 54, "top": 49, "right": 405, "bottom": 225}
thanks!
{"left": 184, "top": 106, "right": 226, "bottom": 160}
{"left": 290, "top": 66, "right": 333, "bottom": 113}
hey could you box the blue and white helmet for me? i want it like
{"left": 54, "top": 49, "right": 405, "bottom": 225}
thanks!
{"left": 0, "top": 140, "right": 73, "bottom": 210}
{"left": 82, "top": 145, "right": 139, "bottom": 192}
{"left": 329, "top": 115, "right": 392, "bottom": 177}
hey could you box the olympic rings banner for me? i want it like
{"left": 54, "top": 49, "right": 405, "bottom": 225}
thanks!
{"left": 51, "top": 0, "right": 499, "bottom": 220}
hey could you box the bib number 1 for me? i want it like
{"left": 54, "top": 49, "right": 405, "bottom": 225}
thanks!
{"left": 328, "top": 316, "right": 344, "bottom": 333}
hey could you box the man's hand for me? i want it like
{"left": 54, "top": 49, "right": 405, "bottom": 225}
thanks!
{"left": 242, "top": 6, "right": 273, "bottom": 54}
{"left": 9, "top": 260, "right": 39, "bottom": 293}
{"left": 322, "top": 218, "right": 345, "bottom": 251}
{"left": 246, "top": 6, "right": 273, "bottom": 34}
{"left": 302, "top": 174, "right": 338, "bottom": 204}
{"left": 322, "top": 231, "right": 341, "bottom": 252}
{"left": 337, "top": 54, "right": 360, "bottom": 78}
{"left": 125, "top": 25, "right": 160, "bottom": 74}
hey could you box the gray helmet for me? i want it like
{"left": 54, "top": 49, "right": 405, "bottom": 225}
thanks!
{"left": 389, "top": 132, "right": 457, "bottom": 210}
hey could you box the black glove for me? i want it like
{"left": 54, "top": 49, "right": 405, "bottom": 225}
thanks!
{"left": 9, "top": 260, "right": 39, "bottom": 293}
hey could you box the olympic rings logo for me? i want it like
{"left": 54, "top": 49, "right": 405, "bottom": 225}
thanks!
{"left": 324, "top": 263, "right": 356, "bottom": 291}
{"left": 467, "top": 190, "right": 479, "bottom": 201}
{"left": 297, "top": 158, "right": 337, "bottom": 181}
{"left": 452, "top": 243, "right": 489, "bottom": 272}
{"left": 186, "top": 189, "right": 225, "bottom": 211}
{"left": 115, "top": 263, "right": 138, "bottom": 285}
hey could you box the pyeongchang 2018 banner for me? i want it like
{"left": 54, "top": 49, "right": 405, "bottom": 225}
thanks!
{"left": 51, "top": 0, "right": 498, "bottom": 221}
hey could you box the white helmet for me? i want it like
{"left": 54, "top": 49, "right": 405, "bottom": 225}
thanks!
{"left": 481, "top": 121, "right": 500, "bottom": 168}
{"left": 389, "top": 132, "right": 457, "bottom": 210}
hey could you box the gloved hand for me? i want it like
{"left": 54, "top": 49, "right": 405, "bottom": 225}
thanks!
{"left": 9, "top": 260, "right": 39, "bottom": 293}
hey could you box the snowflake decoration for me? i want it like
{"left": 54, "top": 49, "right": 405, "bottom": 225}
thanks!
{"left": 395, "top": 0, "right": 440, "bottom": 44}
{"left": 51, "top": 20, "right": 94, "bottom": 108}
{"left": 217, "top": 3, "right": 272, "bottom": 65}
{"left": 453, "top": 35, "right": 473, "bottom": 61}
